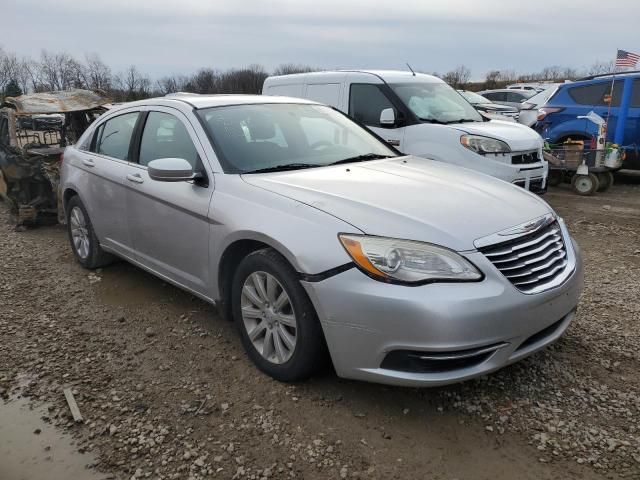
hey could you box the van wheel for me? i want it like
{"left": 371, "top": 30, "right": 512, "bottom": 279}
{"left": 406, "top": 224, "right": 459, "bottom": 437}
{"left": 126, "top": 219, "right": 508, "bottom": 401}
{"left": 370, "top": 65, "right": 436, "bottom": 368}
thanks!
{"left": 571, "top": 173, "right": 599, "bottom": 196}
{"left": 597, "top": 171, "right": 614, "bottom": 192}
{"left": 231, "top": 248, "right": 327, "bottom": 382}
{"left": 66, "top": 196, "right": 114, "bottom": 269}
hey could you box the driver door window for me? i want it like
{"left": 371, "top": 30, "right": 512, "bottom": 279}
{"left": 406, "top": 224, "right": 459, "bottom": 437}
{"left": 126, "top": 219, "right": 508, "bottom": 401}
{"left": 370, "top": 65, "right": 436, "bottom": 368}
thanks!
{"left": 349, "top": 84, "right": 395, "bottom": 127}
{"left": 138, "top": 112, "right": 199, "bottom": 167}
{"left": 95, "top": 112, "right": 139, "bottom": 160}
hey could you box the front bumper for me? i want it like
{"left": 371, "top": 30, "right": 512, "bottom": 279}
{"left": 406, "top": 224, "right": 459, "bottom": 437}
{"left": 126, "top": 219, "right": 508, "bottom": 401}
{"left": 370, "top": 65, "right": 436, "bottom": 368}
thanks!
{"left": 302, "top": 238, "right": 583, "bottom": 387}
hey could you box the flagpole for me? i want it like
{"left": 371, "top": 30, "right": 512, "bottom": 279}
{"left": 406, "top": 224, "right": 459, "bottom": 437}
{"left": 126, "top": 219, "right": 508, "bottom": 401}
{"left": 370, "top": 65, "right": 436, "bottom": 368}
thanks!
{"left": 604, "top": 49, "right": 618, "bottom": 145}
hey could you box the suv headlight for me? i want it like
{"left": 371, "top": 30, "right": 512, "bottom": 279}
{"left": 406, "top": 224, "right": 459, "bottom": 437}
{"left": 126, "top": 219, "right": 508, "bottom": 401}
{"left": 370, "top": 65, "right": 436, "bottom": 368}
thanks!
{"left": 460, "top": 134, "right": 511, "bottom": 154}
{"left": 339, "top": 234, "right": 482, "bottom": 285}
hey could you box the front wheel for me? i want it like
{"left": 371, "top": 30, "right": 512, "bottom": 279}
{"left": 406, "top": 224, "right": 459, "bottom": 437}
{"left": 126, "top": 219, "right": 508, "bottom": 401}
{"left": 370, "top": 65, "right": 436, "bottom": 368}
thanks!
{"left": 571, "top": 173, "right": 600, "bottom": 196}
{"left": 231, "top": 248, "right": 328, "bottom": 382}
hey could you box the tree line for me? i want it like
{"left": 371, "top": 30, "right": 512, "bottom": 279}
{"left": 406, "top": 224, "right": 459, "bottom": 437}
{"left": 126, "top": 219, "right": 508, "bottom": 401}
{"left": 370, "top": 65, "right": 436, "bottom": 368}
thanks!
{"left": 0, "top": 45, "right": 619, "bottom": 102}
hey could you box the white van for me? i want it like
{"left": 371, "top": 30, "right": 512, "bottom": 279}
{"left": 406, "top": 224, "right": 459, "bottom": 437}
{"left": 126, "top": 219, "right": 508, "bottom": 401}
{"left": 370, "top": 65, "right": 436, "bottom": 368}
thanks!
{"left": 263, "top": 70, "right": 548, "bottom": 192}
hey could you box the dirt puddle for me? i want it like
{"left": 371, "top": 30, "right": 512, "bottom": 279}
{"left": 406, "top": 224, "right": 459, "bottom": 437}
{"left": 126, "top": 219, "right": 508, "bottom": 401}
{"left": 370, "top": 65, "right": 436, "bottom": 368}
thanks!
{"left": 0, "top": 396, "right": 108, "bottom": 480}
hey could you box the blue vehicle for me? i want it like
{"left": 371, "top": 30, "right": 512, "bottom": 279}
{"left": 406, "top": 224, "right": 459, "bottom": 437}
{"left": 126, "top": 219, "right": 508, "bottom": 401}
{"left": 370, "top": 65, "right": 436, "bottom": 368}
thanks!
{"left": 536, "top": 72, "right": 640, "bottom": 170}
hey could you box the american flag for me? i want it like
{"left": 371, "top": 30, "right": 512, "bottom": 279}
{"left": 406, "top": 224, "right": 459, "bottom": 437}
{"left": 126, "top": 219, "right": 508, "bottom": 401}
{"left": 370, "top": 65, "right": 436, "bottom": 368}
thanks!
{"left": 615, "top": 49, "right": 640, "bottom": 68}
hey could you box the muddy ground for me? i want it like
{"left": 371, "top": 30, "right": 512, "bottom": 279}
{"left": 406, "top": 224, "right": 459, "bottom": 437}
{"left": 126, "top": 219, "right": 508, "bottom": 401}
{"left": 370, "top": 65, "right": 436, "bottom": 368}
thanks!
{"left": 1, "top": 174, "right": 639, "bottom": 480}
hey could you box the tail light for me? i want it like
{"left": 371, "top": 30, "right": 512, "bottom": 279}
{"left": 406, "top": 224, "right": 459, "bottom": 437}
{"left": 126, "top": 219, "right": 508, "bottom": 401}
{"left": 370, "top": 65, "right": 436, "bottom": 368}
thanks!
{"left": 537, "top": 107, "right": 564, "bottom": 121}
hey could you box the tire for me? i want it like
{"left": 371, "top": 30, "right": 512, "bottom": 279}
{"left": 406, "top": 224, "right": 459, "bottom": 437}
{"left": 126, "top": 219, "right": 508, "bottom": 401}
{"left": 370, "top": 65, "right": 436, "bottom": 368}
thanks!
{"left": 66, "top": 195, "right": 114, "bottom": 269}
{"left": 547, "top": 170, "right": 563, "bottom": 187}
{"left": 571, "top": 173, "right": 599, "bottom": 196}
{"left": 596, "top": 171, "right": 614, "bottom": 192}
{"left": 231, "top": 248, "right": 328, "bottom": 382}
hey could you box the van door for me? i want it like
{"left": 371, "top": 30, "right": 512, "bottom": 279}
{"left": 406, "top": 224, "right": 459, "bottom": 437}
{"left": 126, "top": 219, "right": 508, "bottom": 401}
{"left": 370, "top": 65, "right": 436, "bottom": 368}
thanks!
{"left": 346, "top": 83, "right": 404, "bottom": 149}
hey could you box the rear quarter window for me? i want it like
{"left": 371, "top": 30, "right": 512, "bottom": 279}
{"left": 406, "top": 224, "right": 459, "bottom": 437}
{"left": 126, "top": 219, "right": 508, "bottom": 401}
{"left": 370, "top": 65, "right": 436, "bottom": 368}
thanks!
{"left": 567, "top": 82, "right": 623, "bottom": 106}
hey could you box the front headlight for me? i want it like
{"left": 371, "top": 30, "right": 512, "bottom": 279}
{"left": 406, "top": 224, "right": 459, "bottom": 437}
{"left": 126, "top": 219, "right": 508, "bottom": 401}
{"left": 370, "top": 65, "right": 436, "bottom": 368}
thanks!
{"left": 460, "top": 134, "right": 511, "bottom": 154}
{"left": 339, "top": 234, "right": 482, "bottom": 285}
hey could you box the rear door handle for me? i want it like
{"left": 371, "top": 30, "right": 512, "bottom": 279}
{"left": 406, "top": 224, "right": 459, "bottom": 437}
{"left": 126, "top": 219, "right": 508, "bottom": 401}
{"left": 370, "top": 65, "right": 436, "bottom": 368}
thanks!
{"left": 82, "top": 159, "right": 95, "bottom": 167}
{"left": 126, "top": 173, "right": 144, "bottom": 184}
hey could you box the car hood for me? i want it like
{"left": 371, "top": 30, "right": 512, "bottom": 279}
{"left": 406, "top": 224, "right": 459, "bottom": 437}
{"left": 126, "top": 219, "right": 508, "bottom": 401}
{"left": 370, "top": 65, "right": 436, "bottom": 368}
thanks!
{"left": 451, "top": 120, "right": 543, "bottom": 151}
{"left": 242, "top": 157, "right": 551, "bottom": 251}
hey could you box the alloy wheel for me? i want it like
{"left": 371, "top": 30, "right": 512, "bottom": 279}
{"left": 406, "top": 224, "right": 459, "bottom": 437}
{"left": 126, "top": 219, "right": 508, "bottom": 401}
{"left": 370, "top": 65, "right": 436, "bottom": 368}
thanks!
{"left": 69, "top": 206, "right": 90, "bottom": 259}
{"left": 241, "top": 271, "right": 297, "bottom": 364}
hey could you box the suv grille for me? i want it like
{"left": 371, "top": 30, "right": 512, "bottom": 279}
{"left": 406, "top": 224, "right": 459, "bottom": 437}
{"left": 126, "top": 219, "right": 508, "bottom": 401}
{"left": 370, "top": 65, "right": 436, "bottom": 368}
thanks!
{"left": 478, "top": 221, "right": 568, "bottom": 294}
{"left": 511, "top": 151, "right": 541, "bottom": 164}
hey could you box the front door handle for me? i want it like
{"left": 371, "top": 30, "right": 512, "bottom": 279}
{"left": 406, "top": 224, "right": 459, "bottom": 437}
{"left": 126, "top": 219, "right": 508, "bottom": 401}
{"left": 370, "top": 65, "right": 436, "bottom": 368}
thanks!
{"left": 126, "top": 173, "right": 144, "bottom": 184}
{"left": 82, "top": 159, "right": 95, "bottom": 167}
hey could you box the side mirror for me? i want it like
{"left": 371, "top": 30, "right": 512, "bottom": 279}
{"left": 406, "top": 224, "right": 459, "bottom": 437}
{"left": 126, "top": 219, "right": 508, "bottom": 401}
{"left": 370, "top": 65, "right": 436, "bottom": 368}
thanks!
{"left": 147, "top": 158, "right": 197, "bottom": 182}
{"left": 380, "top": 108, "right": 396, "bottom": 126}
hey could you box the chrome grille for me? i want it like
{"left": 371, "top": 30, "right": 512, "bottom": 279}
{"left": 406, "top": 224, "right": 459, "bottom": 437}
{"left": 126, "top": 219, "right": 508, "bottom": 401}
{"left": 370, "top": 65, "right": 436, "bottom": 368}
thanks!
{"left": 479, "top": 221, "right": 568, "bottom": 294}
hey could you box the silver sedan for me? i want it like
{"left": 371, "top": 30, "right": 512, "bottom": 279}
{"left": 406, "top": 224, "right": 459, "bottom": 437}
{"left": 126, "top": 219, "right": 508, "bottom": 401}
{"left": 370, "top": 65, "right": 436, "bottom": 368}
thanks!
{"left": 60, "top": 94, "right": 583, "bottom": 386}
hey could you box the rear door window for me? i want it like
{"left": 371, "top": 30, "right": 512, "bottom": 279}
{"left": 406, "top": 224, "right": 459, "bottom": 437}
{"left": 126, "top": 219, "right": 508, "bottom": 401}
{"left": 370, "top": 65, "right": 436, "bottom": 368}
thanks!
{"left": 95, "top": 112, "right": 140, "bottom": 160}
{"left": 349, "top": 84, "right": 395, "bottom": 126}
{"left": 138, "top": 112, "right": 199, "bottom": 168}
{"left": 484, "top": 92, "right": 504, "bottom": 102}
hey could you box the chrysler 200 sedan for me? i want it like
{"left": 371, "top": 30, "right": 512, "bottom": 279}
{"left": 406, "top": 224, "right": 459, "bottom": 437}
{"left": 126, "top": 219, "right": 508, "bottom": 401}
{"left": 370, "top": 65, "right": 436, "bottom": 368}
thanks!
{"left": 60, "top": 94, "right": 583, "bottom": 386}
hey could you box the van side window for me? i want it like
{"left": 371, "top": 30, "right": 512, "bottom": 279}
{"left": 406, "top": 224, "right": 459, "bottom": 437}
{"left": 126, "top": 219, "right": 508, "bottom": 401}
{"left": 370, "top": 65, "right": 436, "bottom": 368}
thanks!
{"left": 138, "top": 112, "right": 199, "bottom": 168}
{"left": 96, "top": 112, "right": 140, "bottom": 160}
{"left": 349, "top": 84, "right": 395, "bottom": 127}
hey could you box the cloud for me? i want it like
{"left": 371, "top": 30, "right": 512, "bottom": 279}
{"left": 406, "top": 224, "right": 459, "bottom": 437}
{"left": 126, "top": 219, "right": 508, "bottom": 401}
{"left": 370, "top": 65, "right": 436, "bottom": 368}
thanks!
{"left": 2, "top": 0, "right": 639, "bottom": 79}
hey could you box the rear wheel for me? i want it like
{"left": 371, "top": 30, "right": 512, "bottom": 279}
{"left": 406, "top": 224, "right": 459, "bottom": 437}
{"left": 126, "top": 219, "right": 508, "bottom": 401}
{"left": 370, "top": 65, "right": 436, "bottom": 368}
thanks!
{"left": 232, "top": 248, "right": 328, "bottom": 382}
{"left": 571, "top": 173, "right": 599, "bottom": 196}
{"left": 66, "top": 195, "right": 114, "bottom": 269}
{"left": 596, "top": 171, "right": 614, "bottom": 192}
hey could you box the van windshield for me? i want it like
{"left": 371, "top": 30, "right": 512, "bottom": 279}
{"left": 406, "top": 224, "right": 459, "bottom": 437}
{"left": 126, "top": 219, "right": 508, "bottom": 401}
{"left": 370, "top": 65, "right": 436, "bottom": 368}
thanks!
{"left": 197, "top": 103, "right": 397, "bottom": 174}
{"left": 390, "top": 83, "right": 483, "bottom": 124}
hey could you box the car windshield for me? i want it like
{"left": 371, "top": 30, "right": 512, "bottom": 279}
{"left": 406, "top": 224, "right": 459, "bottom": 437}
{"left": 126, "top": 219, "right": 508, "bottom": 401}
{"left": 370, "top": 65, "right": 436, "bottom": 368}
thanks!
{"left": 459, "top": 91, "right": 490, "bottom": 105}
{"left": 525, "top": 87, "right": 557, "bottom": 106}
{"left": 390, "top": 82, "right": 483, "bottom": 124}
{"left": 197, "top": 104, "right": 397, "bottom": 174}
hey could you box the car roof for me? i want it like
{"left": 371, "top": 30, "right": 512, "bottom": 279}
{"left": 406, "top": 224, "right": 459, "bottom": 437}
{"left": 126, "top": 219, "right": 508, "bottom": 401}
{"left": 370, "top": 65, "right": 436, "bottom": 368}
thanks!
{"left": 480, "top": 89, "right": 532, "bottom": 94}
{"left": 118, "top": 94, "right": 321, "bottom": 110}
{"left": 266, "top": 70, "right": 444, "bottom": 85}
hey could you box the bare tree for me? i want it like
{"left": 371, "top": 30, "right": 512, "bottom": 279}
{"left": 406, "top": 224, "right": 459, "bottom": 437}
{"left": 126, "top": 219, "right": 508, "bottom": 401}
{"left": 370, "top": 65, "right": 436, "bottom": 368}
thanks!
{"left": 156, "top": 75, "right": 189, "bottom": 95}
{"left": 272, "top": 63, "right": 316, "bottom": 76}
{"left": 588, "top": 60, "right": 616, "bottom": 76}
{"left": 442, "top": 65, "right": 471, "bottom": 88}
{"left": 83, "top": 53, "right": 112, "bottom": 92}
{"left": 39, "top": 50, "right": 85, "bottom": 91}
{"left": 113, "top": 65, "right": 152, "bottom": 101}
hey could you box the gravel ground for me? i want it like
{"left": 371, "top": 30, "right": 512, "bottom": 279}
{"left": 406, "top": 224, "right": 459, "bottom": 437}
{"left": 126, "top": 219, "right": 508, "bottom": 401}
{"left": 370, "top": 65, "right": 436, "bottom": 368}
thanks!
{"left": 1, "top": 174, "right": 639, "bottom": 480}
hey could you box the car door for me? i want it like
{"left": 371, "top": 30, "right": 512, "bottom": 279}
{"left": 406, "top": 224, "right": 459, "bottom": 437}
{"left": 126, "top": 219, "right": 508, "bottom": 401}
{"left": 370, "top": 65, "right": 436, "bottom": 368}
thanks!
{"left": 81, "top": 110, "right": 141, "bottom": 257}
{"left": 124, "top": 107, "right": 214, "bottom": 297}
{"left": 347, "top": 81, "right": 404, "bottom": 149}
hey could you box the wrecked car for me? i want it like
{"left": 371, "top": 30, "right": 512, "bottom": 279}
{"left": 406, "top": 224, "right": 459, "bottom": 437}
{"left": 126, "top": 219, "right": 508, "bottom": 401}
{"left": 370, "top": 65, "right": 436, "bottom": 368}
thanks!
{"left": 0, "top": 89, "right": 110, "bottom": 227}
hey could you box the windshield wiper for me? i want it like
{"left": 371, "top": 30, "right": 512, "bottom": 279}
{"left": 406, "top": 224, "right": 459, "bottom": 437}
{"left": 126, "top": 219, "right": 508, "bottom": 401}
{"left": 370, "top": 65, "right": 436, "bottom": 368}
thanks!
{"left": 443, "top": 118, "right": 479, "bottom": 124}
{"left": 328, "top": 153, "right": 395, "bottom": 166}
{"left": 243, "top": 163, "right": 320, "bottom": 174}
{"left": 418, "top": 118, "right": 448, "bottom": 124}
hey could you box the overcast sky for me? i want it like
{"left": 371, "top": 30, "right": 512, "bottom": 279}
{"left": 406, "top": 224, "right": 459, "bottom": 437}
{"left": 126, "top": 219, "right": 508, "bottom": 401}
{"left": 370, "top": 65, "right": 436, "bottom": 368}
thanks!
{"left": 3, "top": 0, "right": 639, "bottom": 79}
